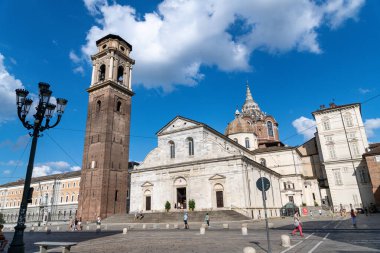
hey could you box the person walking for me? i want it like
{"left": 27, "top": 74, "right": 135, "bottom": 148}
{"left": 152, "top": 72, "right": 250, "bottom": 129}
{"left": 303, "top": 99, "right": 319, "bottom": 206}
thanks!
{"left": 183, "top": 212, "right": 189, "bottom": 229}
{"left": 204, "top": 213, "right": 210, "bottom": 227}
{"left": 350, "top": 209, "right": 357, "bottom": 227}
{"left": 291, "top": 210, "right": 304, "bottom": 237}
{"left": 0, "top": 224, "right": 8, "bottom": 252}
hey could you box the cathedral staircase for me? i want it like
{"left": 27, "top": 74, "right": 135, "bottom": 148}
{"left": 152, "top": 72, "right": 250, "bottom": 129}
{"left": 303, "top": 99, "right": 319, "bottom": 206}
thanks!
{"left": 103, "top": 210, "right": 250, "bottom": 224}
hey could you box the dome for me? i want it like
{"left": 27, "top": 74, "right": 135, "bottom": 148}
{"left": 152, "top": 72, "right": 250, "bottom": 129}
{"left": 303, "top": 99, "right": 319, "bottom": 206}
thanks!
{"left": 225, "top": 116, "right": 255, "bottom": 135}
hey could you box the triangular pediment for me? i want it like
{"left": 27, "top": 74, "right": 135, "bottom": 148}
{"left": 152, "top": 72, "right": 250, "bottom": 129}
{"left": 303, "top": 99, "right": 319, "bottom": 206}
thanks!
{"left": 157, "top": 116, "right": 203, "bottom": 135}
{"left": 141, "top": 181, "right": 154, "bottom": 187}
{"left": 209, "top": 174, "right": 226, "bottom": 180}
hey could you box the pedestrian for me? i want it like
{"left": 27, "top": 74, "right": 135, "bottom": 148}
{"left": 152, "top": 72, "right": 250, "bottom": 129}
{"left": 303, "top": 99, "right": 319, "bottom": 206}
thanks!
{"left": 78, "top": 217, "right": 82, "bottom": 230}
{"left": 74, "top": 217, "right": 78, "bottom": 231}
{"left": 96, "top": 216, "right": 101, "bottom": 225}
{"left": 0, "top": 224, "right": 8, "bottom": 252}
{"left": 204, "top": 213, "right": 210, "bottom": 227}
{"left": 319, "top": 209, "right": 322, "bottom": 216}
{"left": 310, "top": 210, "right": 313, "bottom": 217}
{"left": 364, "top": 207, "right": 368, "bottom": 216}
{"left": 183, "top": 212, "right": 189, "bottom": 229}
{"left": 350, "top": 209, "right": 357, "bottom": 227}
{"left": 291, "top": 210, "right": 304, "bottom": 237}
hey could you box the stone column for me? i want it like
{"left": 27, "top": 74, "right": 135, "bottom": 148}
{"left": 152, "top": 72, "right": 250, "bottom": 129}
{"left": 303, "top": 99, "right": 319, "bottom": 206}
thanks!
{"left": 109, "top": 55, "right": 114, "bottom": 80}
{"left": 128, "top": 66, "right": 133, "bottom": 90}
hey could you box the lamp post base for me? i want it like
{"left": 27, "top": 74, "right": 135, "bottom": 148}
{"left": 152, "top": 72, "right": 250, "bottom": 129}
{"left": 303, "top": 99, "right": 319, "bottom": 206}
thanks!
{"left": 8, "top": 224, "right": 26, "bottom": 253}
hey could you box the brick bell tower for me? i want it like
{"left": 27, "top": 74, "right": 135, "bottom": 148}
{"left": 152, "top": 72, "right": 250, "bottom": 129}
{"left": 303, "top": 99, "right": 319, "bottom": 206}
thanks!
{"left": 78, "top": 34, "right": 135, "bottom": 221}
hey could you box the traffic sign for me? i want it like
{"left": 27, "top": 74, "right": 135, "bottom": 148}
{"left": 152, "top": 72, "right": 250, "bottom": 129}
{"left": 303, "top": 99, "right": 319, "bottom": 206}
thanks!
{"left": 256, "top": 177, "right": 270, "bottom": 191}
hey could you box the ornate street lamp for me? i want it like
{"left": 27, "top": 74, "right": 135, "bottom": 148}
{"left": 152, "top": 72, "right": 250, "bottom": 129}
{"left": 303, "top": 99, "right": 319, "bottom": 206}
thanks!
{"left": 8, "top": 82, "right": 68, "bottom": 253}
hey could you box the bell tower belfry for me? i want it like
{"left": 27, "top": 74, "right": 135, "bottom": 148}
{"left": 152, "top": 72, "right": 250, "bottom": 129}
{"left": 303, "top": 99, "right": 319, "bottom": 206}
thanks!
{"left": 78, "top": 34, "right": 135, "bottom": 221}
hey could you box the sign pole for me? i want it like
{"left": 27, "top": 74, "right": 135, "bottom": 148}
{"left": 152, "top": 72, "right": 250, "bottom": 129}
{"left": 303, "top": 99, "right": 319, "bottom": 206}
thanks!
{"left": 261, "top": 177, "right": 272, "bottom": 253}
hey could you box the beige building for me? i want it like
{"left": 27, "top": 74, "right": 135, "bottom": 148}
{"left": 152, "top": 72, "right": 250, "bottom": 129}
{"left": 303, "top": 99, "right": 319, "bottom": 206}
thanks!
{"left": 0, "top": 171, "right": 81, "bottom": 223}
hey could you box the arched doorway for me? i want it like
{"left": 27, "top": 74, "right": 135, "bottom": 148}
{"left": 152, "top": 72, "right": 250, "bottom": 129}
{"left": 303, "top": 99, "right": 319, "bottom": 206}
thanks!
{"left": 214, "top": 184, "right": 224, "bottom": 208}
{"left": 174, "top": 177, "right": 187, "bottom": 209}
{"left": 144, "top": 190, "right": 152, "bottom": 211}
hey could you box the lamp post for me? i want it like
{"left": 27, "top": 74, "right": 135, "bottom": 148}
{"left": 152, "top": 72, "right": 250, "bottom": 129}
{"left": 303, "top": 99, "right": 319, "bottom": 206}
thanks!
{"left": 8, "top": 82, "right": 67, "bottom": 253}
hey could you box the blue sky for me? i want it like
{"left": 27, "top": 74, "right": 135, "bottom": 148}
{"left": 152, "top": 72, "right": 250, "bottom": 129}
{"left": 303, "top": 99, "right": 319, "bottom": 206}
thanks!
{"left": 0, "top": 0, "right": 379, "bottom": 184}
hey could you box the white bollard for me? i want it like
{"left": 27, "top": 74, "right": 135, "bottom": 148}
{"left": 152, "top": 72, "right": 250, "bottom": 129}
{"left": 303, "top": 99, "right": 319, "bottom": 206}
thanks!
{"left": 123, "top": 228, "right": 128, "bottom": 234}
{"left": 174, "top": 224, "right": 179, "bottom": 229}
{"left": 281, "top": 234, "right": 291, "bottom": 247}
{"left": 223, "top": 224, "right": 229, "bottom": 229}
{"left": 30, "top": 227, "right": 35, "bottom": 233}
{"left": 142, "top": 224, "right": 146, "bottom": 229}
{"left": 166, "top": 224, "right": 170, "bottom": 229}
{"left": 96, "top": 225, "right": 101, "bottom": 233}
{"left": 200, "top": 227, "right": 205, "bottom": 235}
{"left": 86, "top": 225, "right": 90, "bottom": 231}
{"left": 56, "top": 226, "right": 60, "bottom": 231}
{"left": 242, "top": 227, "right": 248, "bottom": 235}
{"left": 243, "top": 247, "right": 256, "bottom": 253}
{"left": 268, "top": 223, "right": 274, "bottom": 229}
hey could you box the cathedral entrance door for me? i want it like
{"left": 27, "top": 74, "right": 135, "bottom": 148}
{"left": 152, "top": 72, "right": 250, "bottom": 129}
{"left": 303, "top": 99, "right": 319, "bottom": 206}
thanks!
{"left": 216, "top": 191, "right": 224, "bottom": 208}
{"left": 177, "top": 187, "right": 187, "bottom": 209}
{"left": 146, "top": 196, "right": 151, "bottom": 211}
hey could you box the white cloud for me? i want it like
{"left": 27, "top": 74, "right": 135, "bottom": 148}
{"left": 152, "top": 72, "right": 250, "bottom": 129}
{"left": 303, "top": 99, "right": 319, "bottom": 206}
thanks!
{"left": 364, "top": 118, "right": 380, "bottom": 138}
{"left": 0, "top": 160, "right": 23, "bottom": 166}
{"left": 77, "top": 0, "right": 365, "bottom": 91}
{"left": 358, "top": 88, "right": 370, "bottom": 94}
{"left": 69, "top": 51, "right": 81, "bottom": 63}
{"left": 3, "top": 170, "right": 11, "bottom": 175}
{"left": 0, "top": 53, "right": 24, "bottom": 124}
{"left": 292, "top": 116, "right": 317, "bottom": 141}
{"left": 32, "top": 161, "right": 81, "bottom": 177}
{"left": 73, "top": 66, "right": 85, "bottom": 75}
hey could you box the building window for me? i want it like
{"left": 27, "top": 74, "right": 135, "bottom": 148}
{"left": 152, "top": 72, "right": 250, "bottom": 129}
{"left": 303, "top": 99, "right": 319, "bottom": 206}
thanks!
{"left": 359, "top": 170, "right": 368, "bottom": 183}
{"left": 169, "top": 141, "right": 175, "bottom": 158}
{"left": 71, "top": 195, "right": 74, "bottom": 202}
{"left": 245, "top": 138, "right": 250, "bottom": 148}
{"left": 116, "top": 101, "right": 122, "bottom": 112}
{"left": 348, "top": 132, "right": 356, "bottom": 139}
{"left": 96, "top": 100, "right": 101, "bottom": 114}
{"left": 351, "top": 142, "right": 360, "bottom": 156}
{"left": 267, "top": 121, "right": 274, "bottom": 137}
{"left": 344, "top": 114, "right": 353, "bottom": 127}
{"left": 333, "top": 169, "right": 343, "bottom": 185}
{"left": 323, "top": 118, "right": 330, "bottom": 131}
{"left": 328, "top": 145, "right": 336, "bottom": 159}
{"left": 99, "top": 64, "right": 106, "bottom": 81}
{"left": 186, "top": 137, "right": 194, "bottom": 156}
{"left": 283, "top": 182, "right": 287, "bottom": 189}
{"left": 260, "top": 158, "right": 266, "bottom": 167}
{"left": 117, "top": 66, "right": 124, "bottom": 83}
{"left": 66, "top": 195, "right": 69, "bottom": 202}
{"left": 325, "top": 136, "right": 333, "bottom": 142}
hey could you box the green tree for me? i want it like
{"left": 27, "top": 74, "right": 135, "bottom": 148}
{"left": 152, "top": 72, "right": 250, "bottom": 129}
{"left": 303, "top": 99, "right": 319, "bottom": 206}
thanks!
{"left": 188, "top": 199, "right": 195, "bottom": 211}
{"left": 165, "top": 201, "right": 171, "bottom": 212}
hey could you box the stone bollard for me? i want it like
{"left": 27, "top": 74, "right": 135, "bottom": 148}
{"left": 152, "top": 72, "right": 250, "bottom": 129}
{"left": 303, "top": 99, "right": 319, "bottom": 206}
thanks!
{"left": 268, "top": 223, "right": 274, "bottom": 229}
{"left": 223, "top": 224, "right": 229, "bottom": 229}
{"left": 30, "top": 227, "right": 35, "bottom": 233}
{"left": 243, "top": 247, "right": 256, "bottom": 253}
{"left": 142, "top": 224, "right": 146, "bottom": 229}
{"left": 123, "top": 228, "right": 128, "bottom": 234}
{"left": 174, "top": 224, "right": 179, "bottom": 229}
{"left": 200, "top": 227, "right": 205, "bottom": 235}
{"left": 96, "top": 225, "right": 101, "bottom": 233}
{"left": 281, "top": 234, "right": 291, "bottom": 248}
{"left": 57, "top": 226, "right": 60, "bottom": 231}
{"left": 86, "top": 225, "right": 90, "bottom": 231}
{"left": 241, "top": 224, "right": 248, "bottom": 235}
{"left": 166, "top": 224, "right": 170, "bottom": 229}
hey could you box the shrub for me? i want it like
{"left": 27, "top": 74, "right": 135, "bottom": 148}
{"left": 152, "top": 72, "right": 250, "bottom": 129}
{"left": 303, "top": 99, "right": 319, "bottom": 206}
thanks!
{"left": 165, "top": 201, "right": 171, "bottom": 211}
{"left": 188, "top": 199, "right": 195, "bottom": 211}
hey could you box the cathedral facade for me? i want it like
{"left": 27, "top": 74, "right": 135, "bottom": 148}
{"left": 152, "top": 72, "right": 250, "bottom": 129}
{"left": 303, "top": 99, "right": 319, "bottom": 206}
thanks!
{"left": 130, "top": 85, "right": 326, "bottom": 218}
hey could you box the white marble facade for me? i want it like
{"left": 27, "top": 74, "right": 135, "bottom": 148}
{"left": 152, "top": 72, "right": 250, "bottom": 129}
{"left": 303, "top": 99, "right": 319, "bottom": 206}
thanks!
{"left": 130, "top": 117, "right": 315, "bottom": 218}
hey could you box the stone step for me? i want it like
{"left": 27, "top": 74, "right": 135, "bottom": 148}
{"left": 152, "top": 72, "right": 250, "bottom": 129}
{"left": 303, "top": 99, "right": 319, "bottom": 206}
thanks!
{"left": 103, "top": 210, "right": 250, "bottom": 224}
